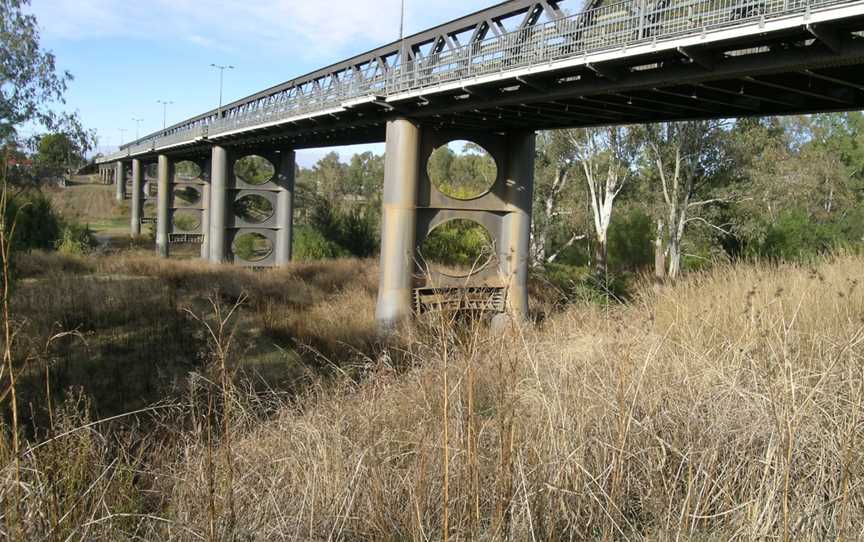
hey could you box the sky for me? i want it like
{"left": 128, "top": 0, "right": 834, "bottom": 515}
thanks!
{"left": 28, "top": 0, "right": 502, "bottom": 167}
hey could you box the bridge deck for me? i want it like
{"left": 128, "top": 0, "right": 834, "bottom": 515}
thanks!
{"left": 99, "top": 0, "right": 864, "bottom": 162}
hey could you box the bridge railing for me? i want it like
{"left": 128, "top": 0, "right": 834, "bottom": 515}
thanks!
{"left": 106, "top": 0, "right": 847, "bottom": 160}
{"left": 383, "top": 0, "right": 843, "bottom": 93}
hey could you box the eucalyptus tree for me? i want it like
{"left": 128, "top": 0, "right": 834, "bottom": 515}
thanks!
{"left": 1, "top": 0, "right": 72, "bottom": 142}
{"left": 642, "top": 120, "right": 732, "bottom": 280}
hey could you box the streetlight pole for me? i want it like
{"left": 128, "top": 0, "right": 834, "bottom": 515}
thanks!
{"left": 400, "top": 0, "right": 405, "bottom": 39}
{"left": 210, "top": 64, "right": 234, "bottom": 120}
{"left": 157, "top": 100, "right": 173, "bottom": 130}
{"left": 132, "top": 117, "right": 143, "bottom": 140}
{"left": 118, "top": 128, "right": 127, "bottom": 146}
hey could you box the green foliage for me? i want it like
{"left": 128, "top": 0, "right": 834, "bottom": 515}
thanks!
{"left": 174, "top": 160, "right": 202, "bottom": 180}
{"left": 34, "top": 133, "right": 77, "bottom": 174}
{"left": 540, "top": 262, "right": 631, "bottom": 305}
{"left": 0, "top": 0, "right": 72, "bottom": 141}
{"left": 345, "top": 152, "right": 384, "bottom": 200}
{"left": 232, "top": 233, "right": 272, "bottom": 262}
{"left": 173, "top": 213, "right": 200, "bottom": 232}
{"left": 55, "top": 222, "right": 96, "bottom": 255}
{"left": 607, "top": 208, "right": 654, "bottom": 271}
{"left": 750, "top": 210, "right": 844, "bottom": 261}
{"left": 308, "top": 196, "right": 378, "bottom": 258}
{"left": 3, "top": 191, "right": 95, "bottom": 259}
{"left": 7, "top": 191, "right": 61, "bottom": 252}
{"left": 293, "top": 226, "right": 348, "bottom": 261}
{"left": 234, "top": 194, "right": 274, "bottom": 223}
{"left": 234, "top": 155, "right": 274, "bottom": 185}
{"left": 427, "top": 142, "right": 497, "bottom": 199}
{"left": 173, "top": 186, "right": 202, "bottom": 206}
{"left": 420, "top": 219, "right": 493, "bottom": 271}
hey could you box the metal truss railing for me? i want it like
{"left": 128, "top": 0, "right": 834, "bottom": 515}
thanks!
{"left": 101, "top": 0, "right": 853, "bottom": 162}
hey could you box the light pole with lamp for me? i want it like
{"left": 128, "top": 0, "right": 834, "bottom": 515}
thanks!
{"left": 132, "top": 117, "right": 143, "bottom": 140}
{"left": 210, "top": 63, "right": 234, "bottom": 121}
{"left": 157, "top": 100, "right": 173, "bottom": 130}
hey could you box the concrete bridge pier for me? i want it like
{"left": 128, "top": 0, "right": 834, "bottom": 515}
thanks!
{"left": 115, "top": 162, "right": 126, "bottom": 202}
{"left": 156, "top": 155, "right": 171, "bottom": 258}
{"left": 131, "top": 159, "right": 143, "bottom": 237}
{"left": 501, "top": 131, "right": 535, "bottom": 319}
{"left": 376, "top": 119, "right": 421, "bottom": 328}
{"left": 208, "top": 145, "right": 228, "bottom": 263}
{"left": 275, "top": 149, "right": 296, "bottom": 266}
{"left": 374, "top": 118, "right": 536, "bottom": 329}
{"left": 201, "top": 182, "right": 211, "bottom": 260}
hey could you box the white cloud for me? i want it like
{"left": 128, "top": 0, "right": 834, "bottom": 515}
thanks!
{"left": 31, "top": 0, "right": 496, "bottom": 59}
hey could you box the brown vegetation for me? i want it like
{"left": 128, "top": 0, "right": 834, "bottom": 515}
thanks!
{"left": 1, "top": 252, "right": 863, "bottom": 540}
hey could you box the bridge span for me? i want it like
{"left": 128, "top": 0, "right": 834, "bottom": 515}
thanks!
{"left": 95, "top": 0, "right": 864, "bottom": 327}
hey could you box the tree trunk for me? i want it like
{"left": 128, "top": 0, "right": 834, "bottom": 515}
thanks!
{"left": 667, "top": 234, "right": 682, "bottom": 280}
{"left": 594, "top": 237, "right": 608, "bottom": 279}
{"left": 654, "top": 220, "right": 665, "bottom": 285}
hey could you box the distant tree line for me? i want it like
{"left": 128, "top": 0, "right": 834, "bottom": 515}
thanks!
{"left": 290, "top": 113, "right": 864, "bottom": 298}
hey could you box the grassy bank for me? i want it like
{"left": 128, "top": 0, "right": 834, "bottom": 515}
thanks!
{"left": 1, "top": 252, "right": 863, "bottom": 540}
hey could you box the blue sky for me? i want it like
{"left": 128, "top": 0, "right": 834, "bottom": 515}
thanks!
{"left": 28, "top": 0, "right": 502, "bottom": 166}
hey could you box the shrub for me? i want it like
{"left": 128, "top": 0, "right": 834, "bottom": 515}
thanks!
{"left": 608, "top": 207, "right": 655, "bottom": 271}
{"left": 540, "top": 262, "right": 631, "bottom": 304}
{"left": 420, "top": 219, "right": 492, "bottom": 270}
{"left": 753, "top": 210, "right": 841, "bottom": 261}
{"left": 55, "top": 223, "right": 97, "bottom": 255}
{"left": 308, "top": 196, "right": 379, "bottom": 258}
{"left": 293, "top": 226, "right": 347, "bottom": 261}
{"left": 6, "top": 191, "right": 62, "bottom": 252}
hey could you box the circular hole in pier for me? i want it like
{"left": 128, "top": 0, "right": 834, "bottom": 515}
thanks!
{"left": 232, "top": 232, "right": 273, "bottom": 262}
{"left": 145, "top": 163, "right": 158, "bottom": 179}
{"left": 419, "top": 219, "right": 495, "bottom": 278}
{"left": 173, "top": 211, "right": 201, "bottom": 232}
{"left": 173, "top": 185, "right": 202, "bottom": 206}
{"left": 234, "top": 194, "right": 274, "bottom": 224}
{"left": 427, "top": 140, "right": 497, "bottom": 200}
{"left": 175, "top": 160, "right": 202, "bottom": 180}
{"left": 234, "top": 155, "right": 275, "bottom": 185}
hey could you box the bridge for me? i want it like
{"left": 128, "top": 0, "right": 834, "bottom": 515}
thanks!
{"left": 94, "top": 0, "right": 864, "bottom": 327}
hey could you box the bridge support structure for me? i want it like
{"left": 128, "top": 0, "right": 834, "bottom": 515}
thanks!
{"left": 100, "top": 166, "right": 113, "bottom": 186}
{"left": 131, "top": 159, "right": 143, "bottom": 237}
{"left": 205, "top": 146, "right": 295, "bottom": 267}
{"left": 156, "top": 155, "right": 172, "bottom": 258}
{"left": 376, "top": 118, "right": 535, "bottom": 329}
{"left": 141, "top": 145, "right": 294, "bottom": 267}
{"left": 115, "top": 162, "right": 126, "bottom": 202}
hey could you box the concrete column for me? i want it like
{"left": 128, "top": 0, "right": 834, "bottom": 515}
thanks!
{"left": 275, "top": 150, "right": 296, "bottom": 266}
{"left": 156, "top": 154, "right": 171, "bottom": 258}
{"left": 201, "top": 182, "right": 211, "bottom": 260}
{"left": 131, "top": 159, "right": 143, "bottom": 236}
{"left": 209, "top": 145, "right": 228, "bottom": 263}
{"left": 502, "top": 131, "right": 536, "bottom": 320}
{"left": 375, "top": 119, "right": 421, "bottom": 329}
{"left": 115, "top": 162, "right": 126, "bottom": 202}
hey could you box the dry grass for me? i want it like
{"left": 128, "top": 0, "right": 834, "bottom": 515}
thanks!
{"left": 2, "top": 253, "right": 864, "bottom": 540}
